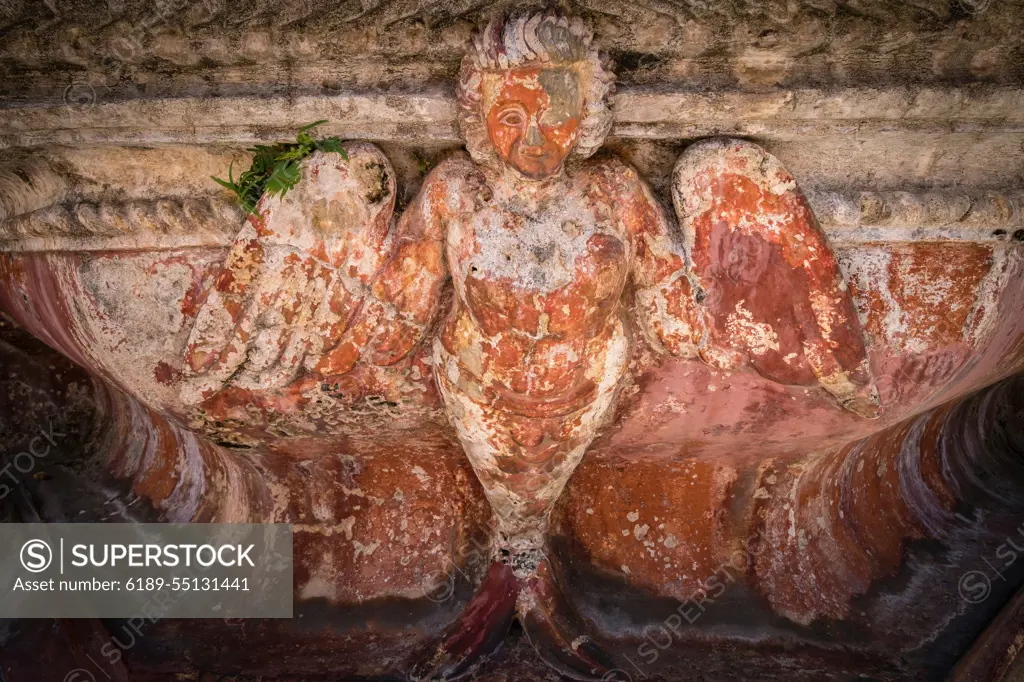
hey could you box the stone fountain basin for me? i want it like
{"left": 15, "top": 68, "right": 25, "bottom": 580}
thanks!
{"left": 1, "top": 238, "right": 1022, "bottom": 465}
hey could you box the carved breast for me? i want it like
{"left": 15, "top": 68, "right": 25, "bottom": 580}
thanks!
{"left": 449, "top": 191, "right": 629, "bottom": 340}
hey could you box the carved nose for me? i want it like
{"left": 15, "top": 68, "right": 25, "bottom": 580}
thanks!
{"left": 524, "top": 121, "right": 543, "bottom": 148}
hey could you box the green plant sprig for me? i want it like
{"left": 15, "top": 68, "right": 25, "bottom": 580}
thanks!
{"left": 212, "top": 120, "right": 347, "bottom": 215}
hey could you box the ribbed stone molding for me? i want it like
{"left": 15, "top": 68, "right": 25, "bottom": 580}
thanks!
{"left": 2, "top": 189, "right": 1021, "bottom": 252}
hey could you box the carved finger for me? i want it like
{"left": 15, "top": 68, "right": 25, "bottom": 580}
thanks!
{"left": 183, "top": 228, "right": 266, "bottom": 376}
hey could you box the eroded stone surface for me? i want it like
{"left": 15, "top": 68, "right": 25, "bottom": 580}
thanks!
{"left": 670, "top": 138, "right": 878, "bottom": 416}
{"left": 2, "top": 4, "right": 1024, "bottom": 682}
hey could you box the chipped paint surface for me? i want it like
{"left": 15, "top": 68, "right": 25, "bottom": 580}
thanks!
{"left": 554, "top": 457, "right": 736, "bottom": 599}
{"left": 509, "top": 374, "right": 1024, "bottom": 681}
{"left": 0, "top": 325, "right": 501, "bottom": 678}
{"left": 671, "top": 138, "right": 879, "bottom": 418}
{"left": 750, "top": 375, "right": 1024, "bottom": 626}
{"left": 3, "top": 8, "right": 1024, "bottom": 681}
{"left": 842, "top": 242, "right": 1001, "bottom": 354}
{"left": 434, "top": 150, "right": 656, "bottom": 556}
{"left": 181, "top": 143, "right": 438, "bottom": 404}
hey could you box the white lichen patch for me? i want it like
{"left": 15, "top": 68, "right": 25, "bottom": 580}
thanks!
{"left": 411, "top": 465, "right": 431, "bottom": 485}
{"left": 725, "top": 300, "right": 780, "bottom": 355}
{"left": 462, "top": 190, "right": 600, "bottom": 293}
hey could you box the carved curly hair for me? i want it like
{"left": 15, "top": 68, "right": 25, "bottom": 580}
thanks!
{"left": 456, "top": 10, "right": 616, "bottom": 166}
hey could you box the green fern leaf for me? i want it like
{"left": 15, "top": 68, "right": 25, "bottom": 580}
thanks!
{"left": 211, "top": 121, "right": 348, "bottom": 214}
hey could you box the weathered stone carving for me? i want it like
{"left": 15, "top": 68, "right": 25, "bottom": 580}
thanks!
{"left": 181, "top": 143, "right": 418, "bottom": 403}
{"left": 179, "top": 11, "right": 876, "bottom": 561}
{"left": 2, "top": 2, "right": 1024, "bottom": 680}
{"left": 670, "top": 139, "right": 878, "bottom": 417}
{"left": 537, "top": 372, "right": 1024, "bottom": 681}
{"left": 0, "top": 158, "right": 68, "bottom": 223}
{"left": 4, "top": 189, "right": 1021, "bottom": 252}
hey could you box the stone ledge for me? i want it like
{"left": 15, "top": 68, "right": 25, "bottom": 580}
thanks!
{"left": 2, "top": 190, "right": 1021, "bottom": 252}
{"left": 3, "top": 85, "right": 1024, "bottom": 148}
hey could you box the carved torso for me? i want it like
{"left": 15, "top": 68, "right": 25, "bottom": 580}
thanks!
{"left": 439, "top": 161, "right": 632, "bottom": 413}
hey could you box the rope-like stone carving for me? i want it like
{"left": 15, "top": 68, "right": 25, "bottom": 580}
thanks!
{"left": 0, "top": 158, "right": 68, "bottom": 223}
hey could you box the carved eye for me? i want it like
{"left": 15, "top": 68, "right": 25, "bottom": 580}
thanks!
{"left": 499, "top": 110, "right": 525, "bottom": 127}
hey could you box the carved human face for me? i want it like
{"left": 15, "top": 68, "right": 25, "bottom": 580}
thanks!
{"left": 485, "top": 67, "right": 582, "bottom": 179}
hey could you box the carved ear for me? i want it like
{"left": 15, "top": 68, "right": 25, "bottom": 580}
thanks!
{"left": 672, "top": 138, "right": 879, "bottom": 418}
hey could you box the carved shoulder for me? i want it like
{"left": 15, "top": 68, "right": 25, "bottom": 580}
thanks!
{"left": 577, "top": 154, "right": 672, "bottom": 252}
{"left": 584, "top": 154, "right": 646, "bottom": 189}
{"left": 417, "top": 152, "right": 486, "bottom": 221}
{"left": 579, "top": 154, "right": 657, "bottom": 221}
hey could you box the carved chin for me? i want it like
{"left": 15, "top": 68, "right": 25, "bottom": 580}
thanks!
{"left": 506, "top": 151, "right": 567, "bottom": 179}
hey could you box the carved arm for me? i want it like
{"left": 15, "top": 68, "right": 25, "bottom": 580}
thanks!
{"left": 620, "top": 162, "right": 702, "bottom": 360}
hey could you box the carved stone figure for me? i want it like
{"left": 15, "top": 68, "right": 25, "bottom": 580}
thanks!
{"left": 3, "top": 2, "right": 1024, "bottom": 680}
{"left": 181, "top": 10, "right": 878, "bottom": 561}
